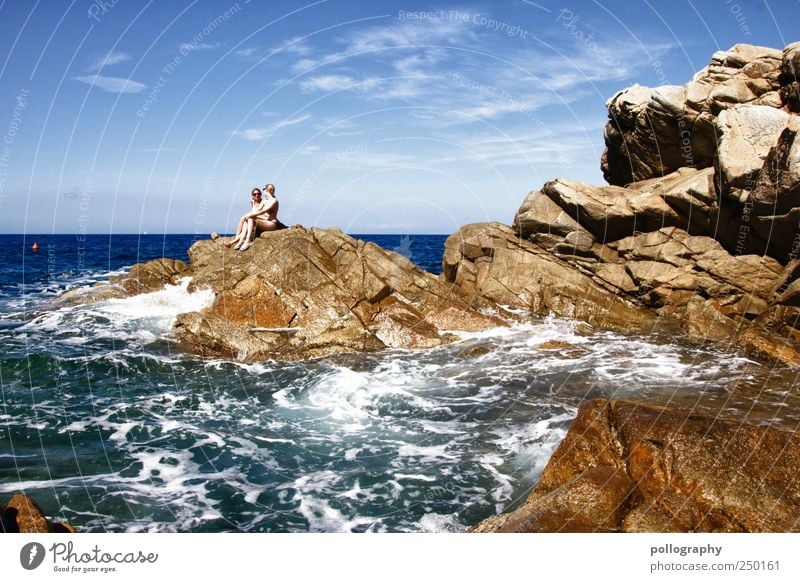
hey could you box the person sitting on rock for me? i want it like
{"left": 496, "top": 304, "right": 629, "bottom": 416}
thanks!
{"left": 225, "top": 187, "right": 264, "bottom": 250}
{"left": 237, "top": 183, "right": 288, "bottom": 250}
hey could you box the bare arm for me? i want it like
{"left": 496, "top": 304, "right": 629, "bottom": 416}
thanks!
{"left": 247, "top": 197, "right": 276, "bottom": 218}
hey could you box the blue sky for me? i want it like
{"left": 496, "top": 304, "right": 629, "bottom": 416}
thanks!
{"left": 0, "top": 0, "right": 797, "bottom": 234}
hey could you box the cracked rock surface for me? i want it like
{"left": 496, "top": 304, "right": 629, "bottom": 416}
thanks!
{"left": 471, "top": 399, "right": 800, "bottom": 532}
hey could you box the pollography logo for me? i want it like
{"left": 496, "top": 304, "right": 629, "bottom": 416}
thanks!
{"left": 20, "top": 542, "right": 46, "bottom": 570}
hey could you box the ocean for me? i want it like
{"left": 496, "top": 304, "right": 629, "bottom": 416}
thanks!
{"left": 1, "top": 234, "right": 798, "bottom": 532}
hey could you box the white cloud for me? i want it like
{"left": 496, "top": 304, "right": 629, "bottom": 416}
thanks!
{"left": 300, "top": 74, "right": 358, "bottom": 92}
{"left": 87, "top": 50, "right": 130, "bottom": 72}
{"left": 232, "top": 113, "right": 312, "bottom": 141}
{"left": 233, "top": 47, "right": 258, "bottom": 59}
{"left": 291, "top": 58, "right": 317, "bottom": 74}
{"left": 299, "top": 145, "right": 321, "bottom": 155}
{"left": 179, "top": 41, "right": 221, "bottom": 53}
{"left": 235, "top": 37, "right": 312, "bottom": 63}
{"left": 341, "top": 14, "right": 476, "bottom": 54}
{"left": 72, "top": 75, "right": 146, "bottom": 94}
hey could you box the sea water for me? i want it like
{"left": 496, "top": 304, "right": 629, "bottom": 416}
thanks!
{"left": 0, "top": 234, "right": 797, "bottom": 532}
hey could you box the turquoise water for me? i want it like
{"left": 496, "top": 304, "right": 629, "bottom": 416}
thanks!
{"left": 1, "top": 235, "right": 797, "bottom": 532}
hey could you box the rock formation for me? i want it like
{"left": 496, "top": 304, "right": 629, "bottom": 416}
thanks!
{"left": 1, "top": 494, "right": 75, "bottom": 533}
{"left": 472, "top": 399, "right": 800, "bottom": 532}
{"left": 173, "top": 227, "right": 506, "bottom": 361}
{"left": 444, "top": 41, "right": 800, "bottom": 367}
{"left": 601, "top": 43, "right": 787, "bottom": 186}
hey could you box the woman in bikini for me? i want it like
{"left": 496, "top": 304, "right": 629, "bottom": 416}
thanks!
{"left": 225, "top": 188, "right": 264, "bottom": 250}
{"left": 238, "top": 184, "right": 283, "bottom": 249}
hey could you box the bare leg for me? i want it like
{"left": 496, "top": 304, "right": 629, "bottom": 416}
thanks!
{"left": 225, "top": 215, "right": 249, "bottom": 247}
{"left": 239, "top": 218, "right": 257, "bottom": 250}
{"left": 254, "top": 217, "right": 278, "bottom": 232}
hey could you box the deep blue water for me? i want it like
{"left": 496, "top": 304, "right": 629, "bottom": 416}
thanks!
{"left": 0, "top": 233, "right": 448, "bottom": 296}
{"left": 1, "top": 234, "right": 797, "bottom": 532}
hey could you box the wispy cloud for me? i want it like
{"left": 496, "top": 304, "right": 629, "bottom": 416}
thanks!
{"left": 73, "top": 75, "right": 146, "bottom": 94}
{"left": 235, "top": 36, "right": 312, "bottom": 63}
{"left": 87, "top": 50, "right": 130, "bottom": 72}
{"left": 232, "top": 113, "right": 312, "bottom": 141}
{"left": 234, "top": 47, "right": 260, "bottom": 59}
{"left": 179, "top": 41, "right": 221, "bottom": 53}
{"left": 300, "top": 74, "right": 358, "bottom": 92}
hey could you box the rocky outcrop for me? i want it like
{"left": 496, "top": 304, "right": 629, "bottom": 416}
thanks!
{"left": 56, "top": 257, "right": 191, "bottom": 306}
{"left": 602, "top": 44, "right": 785, "bottom": 186}
{"left": 1, "top": 494, "right": 75, "bottom": 533}
{"left": 456, "top": 173, "right": 800, "bottom": 364}
{"left": 174, "top": 227, "right": 506, "bottom": 361}
{"left": 444, "top": 42, "right": 800, "bottom": 367}
{"left": 472, "top": 399, "right": 800, "bottom": 532}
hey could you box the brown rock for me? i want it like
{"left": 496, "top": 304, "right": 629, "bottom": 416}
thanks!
{"left": 2, "top": 494, "right": 75, "bottom": 533}
{"left": 111, "top": 257, "right": 192, "bottom": 295}
{"left": 715, "top": 105, "right": 791, "bottom": 196}
{"left": 174, "top": 227, "right": 506, "bottom": 361}
{"left": 472, "top": 399, "right": 800, "bottom": 532}
{"left": 602, "top": 44, "right": 783, "bottom": 186}
{"left": 535, "top": 340, "right": 574, "bottom": 350}
{"left": 475, "top": 467, "right": 632, "bottom": 533}
{"left": 443, "top": 222, "right": 656, "bottom": 334}
{"left": 541, "top": 178, "right": 682, "bottom": 242}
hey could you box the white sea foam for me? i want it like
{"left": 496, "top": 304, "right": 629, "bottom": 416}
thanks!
{"left": 417, "top": 512, "right": 463, "bottom": 532}
{"left": 20, "top": 277, "right": 212, "bottom": 347}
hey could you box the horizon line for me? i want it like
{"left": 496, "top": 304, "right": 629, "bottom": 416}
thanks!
{"left": 0, "top": 232, "right": 453, "bottom": 236}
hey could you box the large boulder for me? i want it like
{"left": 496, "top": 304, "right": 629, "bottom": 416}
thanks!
{"left": 472, "top": 399, "right": 800, "bottom": 532}
{"left": 174, "top": 227, "right": 506, "bottom": 361}
{"left": 746, "top": 117, "right": 800, "bottom": 262}
{"left": 602, "top": 44, "right": 783, "bottom": 186}
{"left": 715, "top": 105, "right": 792, "bottom": 199}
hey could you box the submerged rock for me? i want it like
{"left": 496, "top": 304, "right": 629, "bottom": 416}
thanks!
{"left": 472, "top": 399, "right": 800, "bottom": 532}
{"left": 55, "top": 257, "right": 191, "bottom": 306}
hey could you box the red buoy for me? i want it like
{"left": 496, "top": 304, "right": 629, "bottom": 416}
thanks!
{"left": 31, "top": 242, "right": 39, "bottom": 251}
